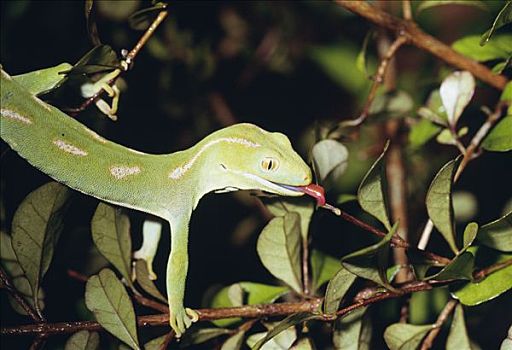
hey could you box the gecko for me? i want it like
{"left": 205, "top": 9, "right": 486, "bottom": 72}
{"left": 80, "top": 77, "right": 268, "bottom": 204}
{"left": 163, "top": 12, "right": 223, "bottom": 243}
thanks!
{"left": 0, "top": 64, "right": 328, "bottom": 336}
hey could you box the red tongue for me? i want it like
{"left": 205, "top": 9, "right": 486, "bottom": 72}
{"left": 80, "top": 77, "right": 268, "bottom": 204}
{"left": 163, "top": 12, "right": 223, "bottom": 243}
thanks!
{"left": 299, "top": 184, "right": 326, "bottom": 207}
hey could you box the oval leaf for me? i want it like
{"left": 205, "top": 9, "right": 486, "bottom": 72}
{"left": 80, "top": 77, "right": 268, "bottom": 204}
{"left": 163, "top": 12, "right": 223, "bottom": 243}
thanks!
{"left": 341, "top": 222, "right": 398, "bottom": 290}
{"left": 481, "top": 1, "right": 512, "bottom": 45}
{"left": 439, "top": 71, "right": 475, "bottom": 126}
{"left": 481, "top": 115, "right": 512, "bottom": 152}
{"left": 264, "top": 197, "right": 314, "bottom": 240}
{"left": 310, "top": 250, "right": 341, "bottom": 292}
{"left": 477, "top": 212, "right": 512, "bottom": 252}
{"left": 64, "top": 330, "right": 100, "bottom": 350}
{"left": 452, "top": 253, "right": 512, "bottom": 305}
{"left": 257, "top": 213, "right": 303, "bottom": 292}
{"left": 11, "top": 182, "right": 69, "bottom": 314}
{"left": 357, "top": 141, "right": 391, "bottom": 230}
{"left": 384, "top": 323, "right": 433, "bottom": 350}
{"left": 134, "top": 260, "right": 166, "bottom": 302}
{"left": 446, "top": 304, "right": 472, "bottom": 350}
{"left": 143, "top": 334, "right": 170, "bottom": 350}
{"left": 251, "top": 313, "right": 318, "bottom": 350}
{"left": 91, "top": 203, "right": 133, "bottom": 286}
{"left": 312, "top": 139, "right": 349, "bottom": 184}
{"left": 85, "top": 268, "right": 140, "bottom": 349}
{"left": 453, "top": 35, "right": 512, "bottom": 62}
{"left": 181, "top": 328, "right": 231, "bottom": 347}
{"left": 324, "top": 266, "right": 357, "bottom": 314}
{"left": 333, "top": 307, "right": 371, "bottom": 350}
{"left": 426, "top": 158, "right": 460, "bottom": 253}
{"left": 427, "top": 251, "right": 475, "bottom": 281}
{"left": 222, "top": 331, "right": 245, "bottom": 350}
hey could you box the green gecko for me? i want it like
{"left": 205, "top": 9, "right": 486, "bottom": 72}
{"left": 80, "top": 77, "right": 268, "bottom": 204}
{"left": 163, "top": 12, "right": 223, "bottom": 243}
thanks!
{"left": 0, "top": 64, "right": 325, "bottom": 337}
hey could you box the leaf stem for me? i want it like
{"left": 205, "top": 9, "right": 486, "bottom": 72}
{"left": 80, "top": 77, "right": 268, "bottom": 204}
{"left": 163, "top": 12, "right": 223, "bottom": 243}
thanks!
{"left": 420, "top": 300, "right": 458, "bottom": 350}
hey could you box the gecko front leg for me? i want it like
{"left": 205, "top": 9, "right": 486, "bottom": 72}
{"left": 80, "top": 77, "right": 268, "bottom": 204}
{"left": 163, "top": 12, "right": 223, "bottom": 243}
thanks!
{"left": 166, "top": 217, "right": 199, "bottom": 337}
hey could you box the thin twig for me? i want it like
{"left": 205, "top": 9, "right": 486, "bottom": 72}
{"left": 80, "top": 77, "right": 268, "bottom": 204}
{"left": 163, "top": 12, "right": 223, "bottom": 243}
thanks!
{"left": 70, "top": 9, "right": 168, "bottom": 114}
{"left": 473, "top": 259, "right": 512, "bottom": 282}
{"left": 417, "top": 101, "right": 507, "bottom": 250}
{"left": 339, "top": 35, "right": 408, "bottom": 129}
{"left": 402, "top": 0, "right": 413, "bottom": 20}
{"left": 335, "top": 0, "right": 508, "bottom": 90}
{"left": 159, "top": 331, "right": 175, "bottom": 350}
{"left": 0, "top": 267, "right": 44, "bottom": 322}
{"left": 420, "top": 300, "right": 458, "bottom": 350}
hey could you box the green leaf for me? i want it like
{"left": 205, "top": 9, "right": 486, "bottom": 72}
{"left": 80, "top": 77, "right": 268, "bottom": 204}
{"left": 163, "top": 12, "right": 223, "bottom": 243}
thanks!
{"left": 12, "top": 63, "right": 72, "bottom": 95}
{"left": 426, "top": 158, "right": 460, "bottom": 253}
{"left": 409, "top": 288, "right": 450, "bottom": 325}
{"left": 143, "top": 334, "right": 169, "bottom": 350}
{"left": 463, "top": 222, "right": 479, "bottom": 249}
{"left": 308, "top": 44, "right": 370, "bottom": 95}
{"left": 312, "top": 139, "right": 349, "bottom": 184}
{"left": 452, "top": 253, "right": 512, "bottom": 305}
{"left": 11, "top": 182, "right": 69, "bottom": 314}
{"left": 91, "top": 203, "right": 133, "bottom": 287}
{"left": 421, "top": 89, "right": 450, "bottom": 125}
{"left": 324, "top": 266, "right": 357, "bottom": 314}
{"left": 409, "top": 119, "right": 442, "bottom": 149}
{"left": 291, "top": 337, "right": 315, "bottom": 350}
{"left": 251, "top": 313, "right": 318, "bottom": 350}
{"left": 453, "top": 35, "right": 512, "bottom": 61}
{"left": 356, "top": 31, "right": 372, "bottom": 75}
{"left": 64, "top": 330, "right": 100, "bottom": 350}
{"left": 427, "top": 251, "right": 475, "bottom": 281}
{"left": 85, "top": 268, "right": 140, "bottom": 350}
{"left": 383, "top": 323, "right": 433, "bottom": 350}
{"left": 477, "top": 212, "right": 512, "bottom": 252}
{"left": 368, "top": 90, "right": 414, "bottom": 119}
{"left": 68, "top": 45, "right": 122, "bottom": 76}
{"left": 0, "top": 231, "right": 45, "bottom": 315}
{"left": 310, "top": 250, "right": 341, "bottom": 292}
{"left": 257, "top": 213, "right": 303, "bottom": 292}
{"left": 336, "top": 194, "right": 358, "bottom": 205}
{"left": 481, "top": 116, "right": 512, "bottom": 152}
{"left": 481, "top": 1, "right": 512, "bottom": 45}
{"left": 446, "top": 304, "right": 473, "bottom": 350}
{"left": 439, "top": 71, "right": 475, "bottom": 126}
{"left": 264, "top": 197, "right": 314, "bottom": 240}
{"left": 181, "top": 328, "right": 231, "bottom": 347}
{"left": 416, "top": 0, "right": 488, "bottom": 14}
{"left": 501, "top": 82, "right": 512, "bottom": 102}
{"left": 134, "top": 260, "right": 166, "bottom": 302}
{"left": 247, "top": 329, "right": 296, "bottom": 350}
{"left": 333, "top": 307, "right": 371, "bottom": 350}
{"left": 341, "top": 222, "right": 398, "bottom": 290}
{"left": 210, "top": 282, "right": 289, "bottom": 327}
{"left": 221, "top": 331, "right": 245, "bottom": 350}
{"left": 436, "top": 128, "right": 457, "bottom": 145}
{"left": 357, "top": 141, "right": 391, "bottom": 230}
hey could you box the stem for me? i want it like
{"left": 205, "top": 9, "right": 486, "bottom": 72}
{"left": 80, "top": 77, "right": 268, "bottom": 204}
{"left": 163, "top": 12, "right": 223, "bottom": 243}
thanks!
{"left": 402, "top": 0, "right": 413, "bottom": 20}
{"left": 339, "top": 35, "right": 407, "bottom": 129}
{"left": 418, "top": 102, "right": 506, "bottom": 249}
{"left": 473, "top": 259, "right": 512, "bottom": 282}
{"left": 420, "top": 300, "right": 458, "bottom": 350}
{"left": 0, "top": 267, "right": 44, "bottom": 322}
{"left": 335, "top": 0, "right": 508, "bottom": 90}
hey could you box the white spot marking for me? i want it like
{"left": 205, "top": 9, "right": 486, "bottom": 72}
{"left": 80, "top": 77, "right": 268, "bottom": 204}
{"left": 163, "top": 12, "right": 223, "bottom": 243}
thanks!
{"left": 169, "top": 137, "right": 260, "bottom": 179}
{"left": 110, "top": 166, "right": 141, "bottom": 179}
{"left": 53, "top": 139, "right": 88, "bottom": 156}
{"left": 1, "top": 108, "right": 32, "bottom": 124}
{"left": 83, "top": 127, "right": 107, "bottom": 143}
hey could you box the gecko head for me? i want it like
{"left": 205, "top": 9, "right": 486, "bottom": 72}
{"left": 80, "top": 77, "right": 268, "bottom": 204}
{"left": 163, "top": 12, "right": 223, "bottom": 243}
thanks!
{"left": 210, "top": 123, "right": 313, "bottom": 197}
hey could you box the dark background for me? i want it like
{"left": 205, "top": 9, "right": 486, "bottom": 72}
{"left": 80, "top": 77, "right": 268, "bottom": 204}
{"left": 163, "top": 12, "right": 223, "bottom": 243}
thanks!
{"left": 1, "top": 1, "right": 510, "bottom": 349}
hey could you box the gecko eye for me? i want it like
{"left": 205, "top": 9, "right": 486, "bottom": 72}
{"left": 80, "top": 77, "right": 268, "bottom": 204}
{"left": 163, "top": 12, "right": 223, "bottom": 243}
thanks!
{"left": 261, "top": 157, "right": 279, "bottom": 172}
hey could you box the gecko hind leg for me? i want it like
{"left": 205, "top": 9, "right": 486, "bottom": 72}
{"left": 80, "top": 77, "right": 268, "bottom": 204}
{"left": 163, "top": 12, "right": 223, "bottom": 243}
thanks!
{"left": 133, "top": 218, "right": 162, "bottom": 280}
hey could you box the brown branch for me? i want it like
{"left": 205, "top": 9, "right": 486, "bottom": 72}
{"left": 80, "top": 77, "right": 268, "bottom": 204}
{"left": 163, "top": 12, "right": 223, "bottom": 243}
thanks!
{"left": 333, "top": 208, "right": 451, "bottom": 265}
{"left": 4, "top": 257, "right": 505, "bottom": 338}
{"left": 70, "top": 8, "right": 168, "bottom": 115}
{"left": 335, "top": 0, "right": 508, "bottom": 90}
{"left": 473, "top": 258, "right": 512, "bottom": 282}
{"left": 420, "top": 300, "right": 458, "bottom": 350}
{"left": 0, "top": 267, "right": 44, "bottom": 322}
{"left": 402, "top": 0, "right": 413, "bottom": 20}
{"left": 339, "top": 35, "right": 408, "bottom": 128}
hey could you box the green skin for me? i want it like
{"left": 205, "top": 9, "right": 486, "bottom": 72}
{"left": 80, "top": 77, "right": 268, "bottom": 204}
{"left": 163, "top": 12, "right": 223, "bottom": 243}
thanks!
{"left": 0, "top": 65, "right": 313, "bottom": 336}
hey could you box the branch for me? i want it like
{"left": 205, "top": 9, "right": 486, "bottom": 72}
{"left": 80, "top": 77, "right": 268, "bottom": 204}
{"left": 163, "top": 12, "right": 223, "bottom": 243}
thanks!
{"left": 420, "top": 300, "right": 458, "bottom": 350}
{"left": 335, "top": 0, "right": 508, "bottom": 90}
{"left": 0, "top": 267, "right": 44, "bottom": 322}
{"left": 71, "top": 8, "right": 168, "bottom": 114}
{"left": 4, "top": 257, "right": 509, "bottom": 338}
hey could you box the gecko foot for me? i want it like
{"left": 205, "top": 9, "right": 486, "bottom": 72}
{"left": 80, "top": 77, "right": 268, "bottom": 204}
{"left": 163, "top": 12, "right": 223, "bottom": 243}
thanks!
{"left": 169, "top": 305, "right": 199, "bottom": 338}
